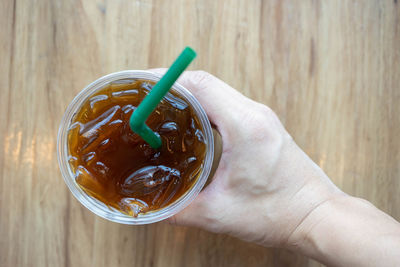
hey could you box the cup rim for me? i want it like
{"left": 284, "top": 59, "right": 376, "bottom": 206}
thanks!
{"left": 57, "top": 70, "right": 214, "bottom": 224}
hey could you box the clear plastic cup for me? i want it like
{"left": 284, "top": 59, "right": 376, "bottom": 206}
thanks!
{"left": 57, "top": 70, "right": 214, "bottom": 224}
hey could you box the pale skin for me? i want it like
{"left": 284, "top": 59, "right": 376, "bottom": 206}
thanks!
{"left": 152, "top": 69, "right": 400, "bottom": 267}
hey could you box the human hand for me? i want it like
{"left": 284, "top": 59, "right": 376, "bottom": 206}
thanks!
{"left": 152, "top": 69, "right": 344, "bottom": 248}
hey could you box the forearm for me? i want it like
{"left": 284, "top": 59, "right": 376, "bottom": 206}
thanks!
{"left": 289, "top": 195, "right": 400, "bottom": 266}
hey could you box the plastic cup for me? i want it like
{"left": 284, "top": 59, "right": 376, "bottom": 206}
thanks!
{"left": 57, "top": 70, "right": 214, "bottom": 225}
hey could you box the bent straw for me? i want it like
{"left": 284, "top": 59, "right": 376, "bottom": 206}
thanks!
{"left": 129, "top": 47, "right": 197, "bottom": 148}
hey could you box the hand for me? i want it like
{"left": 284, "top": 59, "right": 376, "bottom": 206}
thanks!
{"left": 150, "top": 70, "right": 400, "bottom": 266}
{"left": 151, "top": 69, "right": 344, "bottom": 247}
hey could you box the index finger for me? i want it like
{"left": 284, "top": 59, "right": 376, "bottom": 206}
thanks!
{"left": 149, "top": 69, "right": 249, "bottom": 136}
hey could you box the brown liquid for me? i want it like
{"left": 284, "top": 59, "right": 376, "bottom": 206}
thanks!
{"left": 67, "top": 80, "right": 206, "bottom": 216}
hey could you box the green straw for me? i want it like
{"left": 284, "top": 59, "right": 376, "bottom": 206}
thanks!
{"left": 129, "top": 47, "right": 197, "bottom": 149}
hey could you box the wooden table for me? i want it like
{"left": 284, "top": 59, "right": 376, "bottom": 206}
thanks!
{"left": 1, "top": 1, "right": 399, "bottom": 266}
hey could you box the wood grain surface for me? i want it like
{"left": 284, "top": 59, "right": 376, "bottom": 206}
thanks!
{"left": 1, "top": 0, "right": 399, "bottom": 266}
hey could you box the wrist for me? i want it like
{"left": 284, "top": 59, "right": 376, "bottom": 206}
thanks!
{"left": 282, "top": 187, "right": 347, "bottom": 248}
{"left": 288, "top": 195, "right": 400, "bottom": 266}
{"left": 286, "top": 194, "right": 351, "bottom": 251}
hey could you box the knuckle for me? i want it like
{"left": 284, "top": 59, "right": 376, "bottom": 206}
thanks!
{"left": 254, "top": 103, "right": 275, "bottom": 118}
{"left": 245, "top": 104, "right": 273, "bottom": 126}
{"left": 242, "top": 104, "right": 281, "bottom": 142}
{"left": 192, "top": 70, "right": 211, "bottom": 78}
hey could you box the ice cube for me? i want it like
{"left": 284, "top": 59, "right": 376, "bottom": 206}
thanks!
{"left": 119, "top": 165, "right": 180, "bottom": 197}
{"left": 79, "top": 106, "right": 122, "bottom": 153}
{"left": 118, "top": 197, "right": 149, "bottom": 217}
{"left": 80, "top": 105, "right": 121, "bottom": 137}
{"left": 163, "top": 92, "right": 188, "bottom": 110}
{"left": 159, "top": 121, "right": 178, "bottom": 133}
{"left": 75, "top": 165, "right": 104, "bottom": 195}
{"left": 111, "top": 89, "right": 139, "bottom": 98}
